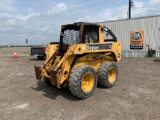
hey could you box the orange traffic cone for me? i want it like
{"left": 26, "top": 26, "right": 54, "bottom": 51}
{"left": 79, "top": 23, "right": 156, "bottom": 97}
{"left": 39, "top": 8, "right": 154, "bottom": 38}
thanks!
{"left": 13, "top": 52, "right": 18, "bottom": 58}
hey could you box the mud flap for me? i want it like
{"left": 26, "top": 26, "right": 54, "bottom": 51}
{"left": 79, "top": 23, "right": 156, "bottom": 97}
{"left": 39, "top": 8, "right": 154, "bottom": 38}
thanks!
{"left": 34, "top": 66, "right": 42, "bottom": 80}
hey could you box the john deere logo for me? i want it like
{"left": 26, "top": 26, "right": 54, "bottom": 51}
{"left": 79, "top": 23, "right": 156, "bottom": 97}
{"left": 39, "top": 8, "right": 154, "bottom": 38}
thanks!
{"left": 131, "top": 32, "right": 142, "bottom": 40}
{"left": 86, "top": 45, "right": 99, "bottom": 50}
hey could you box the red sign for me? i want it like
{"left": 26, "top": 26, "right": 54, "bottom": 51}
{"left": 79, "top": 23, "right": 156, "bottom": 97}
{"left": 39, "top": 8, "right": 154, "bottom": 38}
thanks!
{"left": 26, "top": 39, "right": 28, "bottom": 44}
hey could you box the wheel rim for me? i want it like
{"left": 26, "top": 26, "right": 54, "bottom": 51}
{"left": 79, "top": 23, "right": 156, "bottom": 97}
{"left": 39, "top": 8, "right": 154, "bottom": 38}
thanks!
{"left": 81, "top": 72, "right": 94, "bottom": 93}
{"left": 108, "top": 67, "right": 116, "bottom": 84}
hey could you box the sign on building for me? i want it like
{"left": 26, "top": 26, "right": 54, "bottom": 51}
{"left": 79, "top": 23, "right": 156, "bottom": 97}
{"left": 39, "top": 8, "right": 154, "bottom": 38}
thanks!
{"left": 130, "top": 30, "right": 144, "bottom": 49}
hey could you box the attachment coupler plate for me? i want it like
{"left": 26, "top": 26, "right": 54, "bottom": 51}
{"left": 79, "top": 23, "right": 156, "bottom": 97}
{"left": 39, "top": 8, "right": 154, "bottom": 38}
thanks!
{"left": 34, "top": 66, "right": 42, "bottom": 80}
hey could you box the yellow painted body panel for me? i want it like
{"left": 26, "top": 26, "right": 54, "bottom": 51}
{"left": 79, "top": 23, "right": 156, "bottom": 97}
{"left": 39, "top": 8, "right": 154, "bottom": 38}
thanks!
{"left": 72, "top": 42, "right": 122, "bottom": 62}
{"left": 40, "top": 44, "right": 60, "bottom": 79}
{"left": 44, "top": 44, "right": 59, "bottom": 65}
{"left": 58, "top": 42, "right": 121, "bottom": 85}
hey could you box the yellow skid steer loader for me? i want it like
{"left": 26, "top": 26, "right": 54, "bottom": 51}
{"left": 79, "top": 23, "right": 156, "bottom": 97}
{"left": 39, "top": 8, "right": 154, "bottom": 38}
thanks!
{"left": 34, "top": 22, "right": 122, "bottom": 99}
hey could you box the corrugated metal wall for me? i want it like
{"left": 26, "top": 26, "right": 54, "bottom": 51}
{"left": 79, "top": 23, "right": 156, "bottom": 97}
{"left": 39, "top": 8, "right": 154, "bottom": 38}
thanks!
{"left": 122, "top": 50, "right": 160, "bottom": 58}
{"left": 98, "top": 15, "right": 160, "bottom": 51}
{"left": 98, "top": 15, "right": 160, "bottom": 58}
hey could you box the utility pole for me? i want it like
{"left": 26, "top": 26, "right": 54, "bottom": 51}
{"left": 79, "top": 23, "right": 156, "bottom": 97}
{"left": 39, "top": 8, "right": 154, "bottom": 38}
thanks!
{"left": 34, "top": 32, "right": 37, "bottom": 46}
{"left": 129, "top": 0, "right": 133, "bottom": 19}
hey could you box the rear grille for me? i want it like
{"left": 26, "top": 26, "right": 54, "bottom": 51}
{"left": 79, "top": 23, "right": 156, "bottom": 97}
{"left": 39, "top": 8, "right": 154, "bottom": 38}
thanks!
{"left": 63, "top": 30, "right": 79, "bottom": 45}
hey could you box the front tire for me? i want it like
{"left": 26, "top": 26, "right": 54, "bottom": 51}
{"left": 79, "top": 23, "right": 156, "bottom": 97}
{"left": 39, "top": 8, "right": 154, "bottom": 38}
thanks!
{"left": 68, "top": 65, "right": 97, "bottom": 99}
{"left": 97, "top": 62, "right": 118, "bottom": 88}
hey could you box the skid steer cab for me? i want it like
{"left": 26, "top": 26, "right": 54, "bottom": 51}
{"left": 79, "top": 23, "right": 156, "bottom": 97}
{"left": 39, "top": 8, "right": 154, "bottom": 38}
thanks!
{"left": 34, "top": 22, "right": 122, "bottom": 99}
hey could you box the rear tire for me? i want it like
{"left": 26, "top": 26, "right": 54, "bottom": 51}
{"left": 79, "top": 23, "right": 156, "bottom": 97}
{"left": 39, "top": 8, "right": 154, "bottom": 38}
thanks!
{"left": 97, "top": 62, "right": 118, "bottom": 88}
{"left": 68, "top": 65, "right": 97, "bottom": 99}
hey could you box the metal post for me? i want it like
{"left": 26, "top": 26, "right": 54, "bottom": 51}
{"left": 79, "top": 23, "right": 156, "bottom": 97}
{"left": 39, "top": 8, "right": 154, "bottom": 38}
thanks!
{"left": 34, "top": 32, "right": 36, "bottom": 46}
{"left": 128, "top": 0, "right": 133, "bottom": 19}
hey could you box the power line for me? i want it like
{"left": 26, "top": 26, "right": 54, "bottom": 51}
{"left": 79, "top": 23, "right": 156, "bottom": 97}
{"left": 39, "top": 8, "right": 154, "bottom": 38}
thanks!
{"left": 0, "top": 0, "right": 119, "bottom": 22}
{"left": 133, "top": 7, "right": 160, "bottom": 13}
{"left": 145, "top": 10, "right": 160, "bottom": 12}
{"left": 0, "top": 0, "right": 122, "bottom": 35}
{"left": 1, "top": 6, "right": 128, "bottom": 35}
{"left": 133, "top": 5, "right": 160, "bottom": 9}
{"left": 67, "top": 0, "right": 118, "bottom": 11}
{"left": 137, "top": 9, "right": 160, "bottom": 13}
{"left": 1, "top": 0, "right": 114, "bottom": 21}
{"left": 1, "top": 3, "right": 128, "bottom": 35}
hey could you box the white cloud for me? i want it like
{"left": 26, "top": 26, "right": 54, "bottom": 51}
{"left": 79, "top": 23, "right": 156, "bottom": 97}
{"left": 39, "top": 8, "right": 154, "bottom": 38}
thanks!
{"left": 5, "top": 19, "right": 16, "bottom": 26}
{"left": 4, "top": 12, "right": 41, "bottom": 26}
{"left": 76, "top": 16, "right": 95, "bottom": 22}
{"left": 131, "top": 0, "right": 160, "bottom": 17}
{"left": 133, "top": 1, "right": 144, "bottom": 8}
{"left": 0, "top": 0, "right": 15, "bottom": 12}
{"left": 76, "top": 5, "right": 128, "bottom": 22}
{"left": 2, "top": 27, "right": 12, "bottom": 31}
{"left": 16, "top": 12, "right": 41, "bottom": 21}
{"left": 148, "top": 0, "right": 160, "bottom": 4}
{"left": 3, "top": 42, "right": 6, "bottom": 45}
{"left": 131, "top": 1, "right": 146, "bottom": 17}
{"left": 47, "top": 3, "right": 67, "bottom": 15}
{"left": 41, "top": 26, "right": 49, "bottom": 31}
{"left": 0, "top": 12, "right": 11, "bottom": 17}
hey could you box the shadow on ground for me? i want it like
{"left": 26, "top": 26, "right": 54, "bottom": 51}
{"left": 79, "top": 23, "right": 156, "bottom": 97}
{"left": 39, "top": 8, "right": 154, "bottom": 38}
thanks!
{"left": 29, "top": 58, "right": 44, "bottom": 61}
{"left": 153, "top": 59, "right": 160, "bottom": 62}
{"left": 31, "top": 81, "right": 80, "bottom": 101}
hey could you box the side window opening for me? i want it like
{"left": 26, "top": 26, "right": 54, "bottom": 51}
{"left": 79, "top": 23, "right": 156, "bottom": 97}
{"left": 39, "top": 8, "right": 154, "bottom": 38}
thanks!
{"left": 85, "top": 32, "right": 98, "bottom": 43}
{"left": 83, "top": 25, "right": 99, "bottom": 43}
{"left": 103, "top": 27, "right": 117, "bottom": 42}
{"left": 104, "top": 30, "right": 114, "bottom": 42}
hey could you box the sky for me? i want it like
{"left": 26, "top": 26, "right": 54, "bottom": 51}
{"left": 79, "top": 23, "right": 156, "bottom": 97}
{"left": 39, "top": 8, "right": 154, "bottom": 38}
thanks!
{"left": 0, "top": 0, "right": 160, "bottom": 46}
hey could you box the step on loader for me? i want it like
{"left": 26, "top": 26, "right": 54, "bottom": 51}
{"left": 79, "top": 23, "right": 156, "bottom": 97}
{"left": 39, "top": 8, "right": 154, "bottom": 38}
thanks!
{"left": 34, "top": 22, "right": 122, "bottom": 99}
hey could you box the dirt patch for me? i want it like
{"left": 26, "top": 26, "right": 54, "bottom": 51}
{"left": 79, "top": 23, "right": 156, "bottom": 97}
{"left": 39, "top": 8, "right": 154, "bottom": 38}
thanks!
{"left": 0, "top": 55, "right": 160, "bottom": 120}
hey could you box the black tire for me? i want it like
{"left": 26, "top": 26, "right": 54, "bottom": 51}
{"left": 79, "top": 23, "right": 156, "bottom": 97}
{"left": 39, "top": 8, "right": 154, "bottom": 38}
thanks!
{"left": 97, "top": 62, "right": 118, "bottom": 88}
{"left": 68, "top": 65, "right": 97, "bottom": 99}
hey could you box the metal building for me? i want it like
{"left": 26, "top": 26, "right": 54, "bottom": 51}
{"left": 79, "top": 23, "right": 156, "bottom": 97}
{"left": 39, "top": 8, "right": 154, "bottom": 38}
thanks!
{"left": 98, "top": 15, "right": 160, "bottom": 57}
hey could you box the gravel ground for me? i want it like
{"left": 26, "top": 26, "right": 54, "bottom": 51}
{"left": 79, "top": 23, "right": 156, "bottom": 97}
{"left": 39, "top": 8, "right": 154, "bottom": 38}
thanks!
{"left": 0, "top": 49, "right": 160, "bottom": 120}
